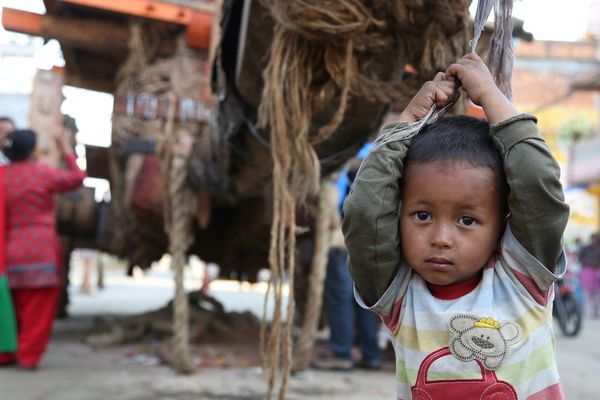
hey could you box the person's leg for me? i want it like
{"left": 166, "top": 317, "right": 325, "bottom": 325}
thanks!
{"left": 593, "top": 289, "right": 600, "bottom": 318}
{"left": 13, "top": 287, "right": 60, "bottom": 368}
{"left": 355, "top": 302, "right": 382, "bottom": 368}
{"left": 0, "top": 288, "right": 21, "bottom": 366}
{"left": 80, "top": 258, "right": 92, "bottom": 294}
{"left": 313, "top": 249, "right": 354, "bottom": 370}
{"left": 324, "top": 249, "right": 354, "bottom": 359}
{"left": 580, "top": 267, "right": 595, "bottom": 317}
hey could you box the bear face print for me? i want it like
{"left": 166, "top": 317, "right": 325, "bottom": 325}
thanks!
{"left": 448, "top": 314, "right": 521, "bottom": 371}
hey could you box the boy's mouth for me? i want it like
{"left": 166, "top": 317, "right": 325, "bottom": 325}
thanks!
{"left": 426, "top": 257, "right": 453, "bottom": 269}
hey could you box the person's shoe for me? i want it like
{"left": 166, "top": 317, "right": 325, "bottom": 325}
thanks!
{"left": 311, "top": 356, "right": 353, "bottom": 371}
{"left": 356, "top": 358, "right": 382, "bottom": 370}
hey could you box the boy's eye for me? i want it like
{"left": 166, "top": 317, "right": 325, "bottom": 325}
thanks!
{"left": 458, "top": 216, "right": 476, "bottom": 226}
{"left": 415, "top": 211, "right": 431, "bottom": 221}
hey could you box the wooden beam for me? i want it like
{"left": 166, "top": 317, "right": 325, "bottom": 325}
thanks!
{"left": 64, "top": 69, "right": 116, "bottom": 93}
{"left": 60, "top": 0, "right": 213, "bottom": 48}
{"left": 60, "top": 0, "right": 212, "bottom": 25}
{"left": 2, "top": 8, "right": 42, "bottom": 36}
{"left": 2, "top": 8, "right": 129, "bottom": 54}
{"left": 185, "top": 10, "right": 212, "bottom": 49}
{"left": 42, "top": 14, "right": 130, "bottom": 54}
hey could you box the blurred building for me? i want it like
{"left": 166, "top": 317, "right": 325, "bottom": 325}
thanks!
{"left": 0, "top": 39, "right": 68, "bottom": 167}
{"left": 568, "top": 66, "right": 600, "bottom": 237}
{"left": 512, "top": 38, "right": 600, "bottom": 238}
{"left": 0, "top": 42, "right": 34, "bottom": 126}
{"left": 564, "top": 0, "right": 600, "bottom": 238}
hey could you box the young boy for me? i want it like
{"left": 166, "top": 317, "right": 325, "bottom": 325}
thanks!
{"left": 342, "top": 53, "right": 569, "bottom": 399}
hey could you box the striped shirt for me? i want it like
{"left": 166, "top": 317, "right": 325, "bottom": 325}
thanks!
{"left": 356, "top": 226, "right": 566, "bottom": 400}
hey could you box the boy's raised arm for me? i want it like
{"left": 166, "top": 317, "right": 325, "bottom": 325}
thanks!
{"left": 447, "top": 53, "right": 569, "bottom": 271}
{"left": 342, "top": 75, "right": 457, "bottom": 306}
{"left": 490, "top": 116, "right": 569, "bottom": 272}
{"left": 342, "top": 139, "right": 408, "bottom": 306}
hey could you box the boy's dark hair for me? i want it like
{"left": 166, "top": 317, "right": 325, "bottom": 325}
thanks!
{"left": 0, "top": 117, "right": 15, "bottom": 125}
{"left": 4, "top": 129, "right": 37, "bottom": 162}
{"left": 404, "top": 115, "right": 508, "bottom": 213}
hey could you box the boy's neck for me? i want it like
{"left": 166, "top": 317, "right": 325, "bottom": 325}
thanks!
{"left": 426, "top": 272, "right": 483, "bottom": 300}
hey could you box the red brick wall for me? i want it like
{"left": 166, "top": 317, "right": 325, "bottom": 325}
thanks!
{"left": 512, "top": 69, "right": 597, "bottom": 109}
{"left": 515, "top": 40, "right": 598, "bottom": 60}
{"left": 512, "top": 40, "right": 599, "bottom": 110}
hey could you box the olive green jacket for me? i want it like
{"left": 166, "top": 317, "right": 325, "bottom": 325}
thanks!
{"left": 342, "top": 114, "right": 570, "bottom": 306}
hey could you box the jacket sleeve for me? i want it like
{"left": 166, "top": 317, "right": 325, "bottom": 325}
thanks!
{"left": 490, "top": 114, "right": 569, "bottom": 272}
{"left": 47, "top": 152, "right": 86, "bottom": 194}
{"left": 342, "top": 138, "right": 410, "bottom": 306}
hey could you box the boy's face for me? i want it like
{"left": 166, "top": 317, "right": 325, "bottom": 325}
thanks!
{"left": 400, "top": 160, "right": 504, "bottom": 286}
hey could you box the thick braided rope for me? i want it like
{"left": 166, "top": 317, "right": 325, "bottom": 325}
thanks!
{"left": 161, "top": 94, "right": 196, "bottom": 374}
{"left": 113, "top": 25, "right": 203, "bottom": 374}
{"left": 168, "top": 153, "right": 196, "bottom": 374}
{"left": 293, "top": 181, "right": 336, "bottom": 371}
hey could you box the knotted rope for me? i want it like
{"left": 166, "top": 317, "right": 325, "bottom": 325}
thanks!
{"left": 113, "top": 24, "right": 207, "bottom": 374}
{"left": 257, "top": 1, "right": 471, "bottom": 399}
{"left": 257, "top": 1, "right": 514, "bottom": 398}
{"left": 157, "top": 94, "right": 197, "bottom": 374}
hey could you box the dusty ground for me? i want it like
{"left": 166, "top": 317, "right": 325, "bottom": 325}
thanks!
{"left": 0, "top": 316, "right": 397, "bottom": 400}
{"left": 1, "top": 261, "right": 599, "bottom": 399}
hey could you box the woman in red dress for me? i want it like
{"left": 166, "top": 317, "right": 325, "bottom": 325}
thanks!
{"left": 0, "top": 128, "right": 85, "bottom": 369}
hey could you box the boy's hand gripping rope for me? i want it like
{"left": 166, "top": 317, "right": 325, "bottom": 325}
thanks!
{"left": 370, "top": 0, "right": 499, "bottom": 153}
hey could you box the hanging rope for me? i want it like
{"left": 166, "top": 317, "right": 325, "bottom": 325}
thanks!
{"left": 292, "top": 180, "right": 336, "bottom": 371}
{"left": 371, "top": 0, "right": 513, "bottom": 151}
{"left": 257, "top": 1, "right": 470, "bottom": 399}
{"left": 488, "top": 0, "right": 515, "bottom": 100}
{"left": 157, "top": 93, "right": 197, "bottom": 374}
{"left": 257, "top": 1, "right": 515, "bottom": 398}
{"left": 113, "top": 25, "right": 207, "bottom": 374}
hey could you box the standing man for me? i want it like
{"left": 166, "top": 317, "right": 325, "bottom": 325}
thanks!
{"left": 313, "top": 145, "right": 382, "bottom": 371}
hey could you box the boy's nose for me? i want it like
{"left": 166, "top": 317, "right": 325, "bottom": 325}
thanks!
{"left": 431, "top": 225, "right": 452, "bottom": 249}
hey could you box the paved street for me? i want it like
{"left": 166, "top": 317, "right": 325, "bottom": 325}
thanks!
{"left": 0, "top": 262, "right": 598, "bottom": 399}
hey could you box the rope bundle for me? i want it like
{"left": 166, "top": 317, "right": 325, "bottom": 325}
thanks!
{"left": 257, "top": 1, "right": 471, "bottom": 399}
{"left": 113, "top": 24, "right": 207, "bottom": 374}
{"left": 372, "top": 0, "right": 514, "bottom": 151}
{"left": 258, "top": 0, "right": 517, "bottom": 398}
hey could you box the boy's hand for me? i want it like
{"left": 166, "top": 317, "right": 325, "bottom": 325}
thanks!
{"left": 446, "top": 53, "right": 518, "bottom": 124}
{"left": 398, "top": 72, "right": 458, "bottom": 123}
